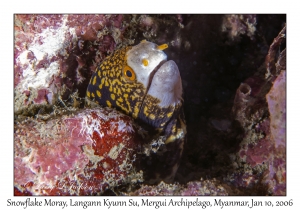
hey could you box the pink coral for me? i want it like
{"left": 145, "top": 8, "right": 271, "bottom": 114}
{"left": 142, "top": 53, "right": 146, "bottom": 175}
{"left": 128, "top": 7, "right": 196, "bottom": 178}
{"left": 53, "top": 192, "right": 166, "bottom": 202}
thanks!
{"left": 266, "top": 70, "right": 286, "bottom": 148}
{"left": 14, "top": 14, "right": 125, "bottom": 115}
{"left": 14, "top": 107, "right": 143, "bottom": 195}
{"left": 264, "top": 70, "right": 286, "bottom": 195}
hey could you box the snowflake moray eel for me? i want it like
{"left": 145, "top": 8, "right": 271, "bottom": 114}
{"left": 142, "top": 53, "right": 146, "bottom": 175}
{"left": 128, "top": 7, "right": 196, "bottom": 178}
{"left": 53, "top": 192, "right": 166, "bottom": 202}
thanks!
{"left": 86, "top": 40, "right": 186, "bottom": 183}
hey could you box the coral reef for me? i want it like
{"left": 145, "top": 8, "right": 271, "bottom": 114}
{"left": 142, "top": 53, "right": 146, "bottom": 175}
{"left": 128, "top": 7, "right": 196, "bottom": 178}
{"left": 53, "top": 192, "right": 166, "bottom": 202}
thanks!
{"left": 223, "top": 25, "right": 286, "bottom": 195}
{"left": 129, "top": 179, "right": 228, "bottom": 196}
{"left": 14, "top": 14, "right": 126, "bottom": 116}
{"left": 14, "top": 14, "right": 286, "bottom": 195}
{"left": 264, "top": 70, "right": 286, "bottom": 195}
{"left": 14, "top": 107, "right": 143, "bottom": 195}
{"left": 221, "top": 14, "right": 257, "bottom": 41}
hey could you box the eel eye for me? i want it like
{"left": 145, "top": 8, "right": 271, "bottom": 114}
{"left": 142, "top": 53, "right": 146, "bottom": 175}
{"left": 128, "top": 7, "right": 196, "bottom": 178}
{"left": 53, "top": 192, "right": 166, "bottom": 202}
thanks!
{"left": 123, "top": 65, "right": 136, "bottom": 81}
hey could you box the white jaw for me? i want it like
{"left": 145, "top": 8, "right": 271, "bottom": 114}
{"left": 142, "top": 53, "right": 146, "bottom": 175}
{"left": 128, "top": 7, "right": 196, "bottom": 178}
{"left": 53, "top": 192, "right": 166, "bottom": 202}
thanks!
{"left": 124, "top": 41, "right": 184, "bottom": 183}
{"left": 148, "top": 60, "right": 182, "bottom": 107}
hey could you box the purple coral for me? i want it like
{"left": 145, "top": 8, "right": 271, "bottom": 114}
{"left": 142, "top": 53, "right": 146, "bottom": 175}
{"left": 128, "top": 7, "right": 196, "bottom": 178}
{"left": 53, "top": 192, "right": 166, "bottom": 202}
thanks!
{"left": 14, "top": 14, "right": 125, "bottom": 115}
{"left": 266, "top": 70, "right": 286, "bottom": 148}
{"left": 264, "top": 70, "right": 286, "bottom": 195}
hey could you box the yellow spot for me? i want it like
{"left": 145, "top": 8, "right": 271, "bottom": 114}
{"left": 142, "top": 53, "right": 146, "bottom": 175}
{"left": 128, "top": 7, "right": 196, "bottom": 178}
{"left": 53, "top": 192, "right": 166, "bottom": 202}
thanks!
{"left": 99, "top": 78, "right": 105, "bottom": 89}
{"left": 164, "top": 118, "right": 185, "bottom": 144}
{"left": 143, "top": 106, "right": 149, "bottom": 116}
{"left": 130, "top": 95, "right": 136, "bottom": 101}
{"left": 105, "top": 80, "right": 109, "bottom": 86}
{"left": 91, "top": 93, "right": 95, "bottom": 98}
{"left": 124, "top": 94, "right": 128, "bottom": 98}
{"left": 149, "top": 114, "right": 155, "bottom": 120}
{"left": 141, "top": 39, "right": 147, "bottom": 43}
{"left": 111, "top": 94, "right": 115, "bottom": 100}
{"left": 92, "top": 76, "right": 97, "bottom": 85}
{"left": 133, "top": 106, "right": 139, "bottom": 119}
{"left": 117, "top": 97, "right": 123, "bottom": 102}
{"left": 160, "top": 122, "right": 166, "bottom": 127}
{"left": 112, "top": 79, "right": 122, "bottom": 86}
{"left": 172, "top": 125, "right": 176, "bottom": 133}
{"left": 98, "top": 70, "right": 101, "bottom": 77}
{"left": 133, "top": 92, "right": 140, "bottom": 97}
{"left": 109, "top": 85, "right": 113, "bottom": 92}
{"left": 126, "top": 100, "right": 132, "bottom": 112}
{"left": 117, "top": 101, "right": 129, "bottom": 114}
{"left": 165, "top": 135, "right": 176, "bottom": 144}
{"left": 142, "top": 59, "right": 149, "bottom": 66}
{"left": 96, "top": 90, "right": 101, "bottom": 98}
{"left": 106, "top": 100, "right": 112, "bottom": 107}
{"left": 86, "top": 91, "right": 91, "bottom": 97}
{"left": 117, "top": 88, "right": 121, "bottom": 95}
{"left": 167, "top": 112, "right": 173, "bottom": 118}
{"left": 157, "top": 43, "right": 168, "bottom": 51}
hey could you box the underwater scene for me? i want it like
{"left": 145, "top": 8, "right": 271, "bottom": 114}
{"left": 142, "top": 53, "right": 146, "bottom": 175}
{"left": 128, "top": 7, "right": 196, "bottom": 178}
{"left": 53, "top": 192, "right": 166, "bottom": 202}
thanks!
{"left": 14, "top": 14, "right": 286, "bottom": 196}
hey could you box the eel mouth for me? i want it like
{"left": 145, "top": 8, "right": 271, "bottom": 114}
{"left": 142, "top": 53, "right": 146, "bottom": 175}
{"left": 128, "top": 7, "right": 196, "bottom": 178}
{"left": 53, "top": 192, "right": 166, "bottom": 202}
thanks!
{"left": 146, "top": 59, "right": 167, "bottom": 93}
{"left": 145, "top": 60, "right": 182, "bottom": 107}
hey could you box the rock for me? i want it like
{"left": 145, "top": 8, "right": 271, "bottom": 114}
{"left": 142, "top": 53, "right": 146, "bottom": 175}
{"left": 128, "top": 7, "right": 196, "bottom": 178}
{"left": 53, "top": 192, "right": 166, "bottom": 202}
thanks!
{"left": 265, "top": 70, "right": 286, "bottom": 195}
{"left": 14, "top": 107, "right": 143, "bottom": 195}
{"left": 129, "top": 179, "right": 228, "bottom": 196}
{"left": 14, "top": 14, "right": 125, "bottom": 116}
{"left": 228, "top": 25, "right": 286, "bottom": 195}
